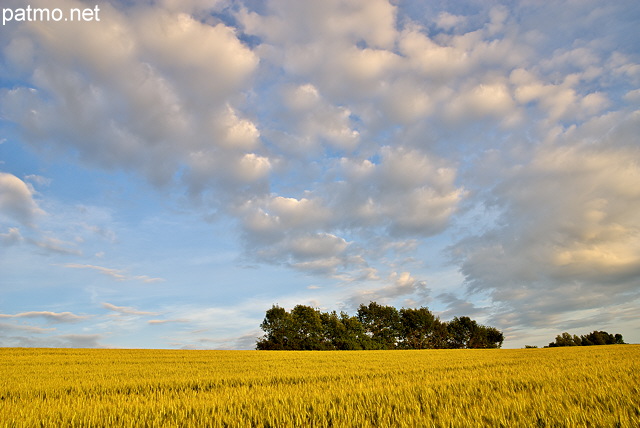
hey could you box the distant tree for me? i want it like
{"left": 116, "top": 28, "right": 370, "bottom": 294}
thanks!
{"left": 446, "top": 316, "right": 477, "bottom": 349}
{"left": 256, "top": 305, "right": 293, "bottom": 350}
{"left": 479, "top": 326, "right": 505, "bottom": 349}
{"left": 290, "top": 305, "right": 324, "bottom": 350}
{"left": 548, "top": 332, "right": 581, "bottom": 347}
{"left": 256, "top": 302, "right": 505, "bottom": 351}
{"left": 430, "top": 320, "right": 450, "bottom": 349}
{"left": 319, "top": 311, "right": 341, "bottom": 350}
{"left": 399, "top": 307, "right": 437, "bottom": 349}
{"left": 357, "top": 302, "right": 401, "bottom": 349}
{"left": 319, "top": 311, "right": 370, "bottom": 350}
{"left": 444, "top": 317, "right": 504, "bottom": 349}
{"left": 548, "top": 331, "right": 625, "bottom": 348}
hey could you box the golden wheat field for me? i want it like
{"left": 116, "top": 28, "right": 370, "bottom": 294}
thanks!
{"left": 1, "top": 345, "right": 638, "bottom": 427}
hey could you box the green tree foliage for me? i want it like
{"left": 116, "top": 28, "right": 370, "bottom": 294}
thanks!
{"left": 445, "top": 317, "right": 505, "bottom": 349}
{"left": 256, "top": 305, "right": 292, "bottom": 350}
{"left": 547, "top": 330, "right": 625, "bottom": 348}
{"left": 356, "top": 302, "right": 401, "bottom": 349}
{"left": 398, "top": 307, "right": 438, "bottom": 349}
{"left": 257, "top": 302, "right": 504, "bottom": 350}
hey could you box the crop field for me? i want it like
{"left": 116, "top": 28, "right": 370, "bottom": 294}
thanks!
{"left": 1, "top": 345, "right": 638, "bottom": 427}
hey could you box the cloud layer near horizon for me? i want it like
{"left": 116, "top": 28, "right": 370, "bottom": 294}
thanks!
{"left": 1, "top": 0, "right": 639, "bottom": 348}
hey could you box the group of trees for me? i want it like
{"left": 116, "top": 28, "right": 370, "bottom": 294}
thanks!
{"left": 547, "top": 331, "right": 625, "bottom": 347}
{"left": 256, "top": 302, "right": 504, "bottom": 350}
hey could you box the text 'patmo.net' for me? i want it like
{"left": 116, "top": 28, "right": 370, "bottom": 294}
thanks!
{"left": 3, "top": 5, "right": 100, "bottom": 25}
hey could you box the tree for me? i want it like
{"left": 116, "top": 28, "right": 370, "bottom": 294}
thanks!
{"left": 548, "top": 331, "right": 625, "bottom": 347}
{"left": 357, "top": 302, "right": 401, "bottom": 349}
{"left": 477, "top": 326, "right": 504, "bottom": 349}
{"left": 399, "top": 307, "right": 437, "bottom": 349}
{"left": 256, "top": 302, "right": 505, "bottom": 351}
{"left": 430, "top": 320, "right": 450, "bottom": 349}
{"left": 548, "top": 332, "right": 582, "bottom": 347}
{"left": 444, "top": 317, "right": 504, "bottom": 349}
{"left": 256, "top": 305, "right": 293, "bottom": 350}
{"left": 446, "top": 316, "right": 477, "bottom": 349}
{"left": 320, "top": 311, "right": 371, "bottom": 350}
{"left": 287, "top": 305, "right": 324, "bottom": 350}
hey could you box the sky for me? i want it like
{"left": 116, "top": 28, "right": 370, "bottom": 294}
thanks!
{"left": 0, "top": 0, "right": 639, "bottom": 349}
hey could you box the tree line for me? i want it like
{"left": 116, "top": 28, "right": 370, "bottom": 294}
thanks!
{"left": 547, "top": 331, "right": 625, "bottom": 347}
{"left": 256, "top": 302, "right": 504, "bottom": 350}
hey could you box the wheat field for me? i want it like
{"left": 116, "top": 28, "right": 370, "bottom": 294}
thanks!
{"left": 1, "top": 345, "right": 638, "bottom": 427}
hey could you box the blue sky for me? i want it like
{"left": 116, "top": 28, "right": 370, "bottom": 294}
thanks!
{"left": 1, "top": 0, "right": 639, "bottom": 349}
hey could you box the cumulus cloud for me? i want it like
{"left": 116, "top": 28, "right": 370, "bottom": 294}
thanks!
{"left": 333, "top": 146, "right": 466, "bottom": 237}
{"left": 2, "top": 0, "right": 639, "bottom": 348}
{"left": 345, "top": 271, "right": 430, "bottom": 309}
{"left": 0, "top": 172, "right": 45, "bottom": 227}
{"left": 1, "top": 0, "right": 262, "bottom": 193}
{"left": 454, "top": 112, "right": 640, "bottom": 329}
{"left": 277, "top": 83, "right": 360, "bottom": 152}
{"left": 236, "top": 144, "right": 465, "bottom": 278}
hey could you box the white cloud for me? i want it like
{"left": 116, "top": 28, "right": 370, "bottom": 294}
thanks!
{"left": 236, "top": 145, "right": 464, "bottom": 278}
{"left": 455, "top": 112, "right": 640, "bottom": 329}
{"left": 0, "top": 227, "right": 22, "bottom": 245}
{"left": 0, "top": 322, "right": 55, "bottom": 334}
{"left": 2, "top": 0, "right": 640, "bottom": 348}
{"left": 448, "top": 81, "right": 516, "bottom": 121}
{"left": 239, "top": 0, "right": 397, "bottom": 49}
{"left": 148, "top": 319, "right": 189, "bottom": 325}
{"left": 0, "top": 172, "right": 45, "bottom": 227}
{"left": 63, "top": 264, "right": 164, "bottom": 283}
{"left": 1, "top": 0, "right": 262, "bottom": 193}
{"left": 399, "top": 27, "right": 471, "bottom": 80}
{"left": 345, "top": 271, "right": 430, "bottom": 308}
{"left": 102, "top": 302, "right": 159, "bottom": 316}
{"left": 279, "top": 83, "right": 360, "bottom": 151}
{"left": 63, "top": 264, "right": 126, "bottom": 281}
{"left": 0, "top": 311, "right": 88, "bottom": 323}
{"left": 435, "top": 12, "right": 467, "bottom": 31}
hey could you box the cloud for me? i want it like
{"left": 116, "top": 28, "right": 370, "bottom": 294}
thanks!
{"left": 56, "top": 334, "right": 104, "bottom": 348}
{"left": 0, "top": 172, "right": 45, "bottom": 227}
{"left": 102, "top": 302, "right": 159, "bottom": 316}
{"left": 345, "top": 271, "right": 430, "bottom": 309}
{"left": 435, "top": 12, "right": 467, "bottom": 31}
{"left": 436, "top": 293, "right": 486, "bottom": 321}
{"left": 454, "top": 111, "right": 640, "bottom": 330}
{"left": 62, "top": 264, "right": 164, "bottom": 283}
{"left": 235, "top": 143, "right": 465, "bottom": 279}
{"left": 148, "top": 319, "right": 189, "bottom": 325}
{"left": 0, "top": 311, "right": 88, "bottom": 323}
{"left": 2, "top": 0, "right": 639, "bottom": 349}
{"left": 276, "top": 83, "right": 360, "bottom": 152}
{"left": 0, "top": 332, "right": 106, "bottom": 348}
{"left": 1, "top": 0, "right": 261, "bottom": 192}
{"left": 32, "top": 237, "right": 83, "bottom": 256}
{"left": 0, "top": 227, "right": 22, "bottom": 245}
{"left": 0, "top": 322, "right": 56, "bottom": 334}
{"left": 64, "top": 264, "right": 127, "bottom": 281}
